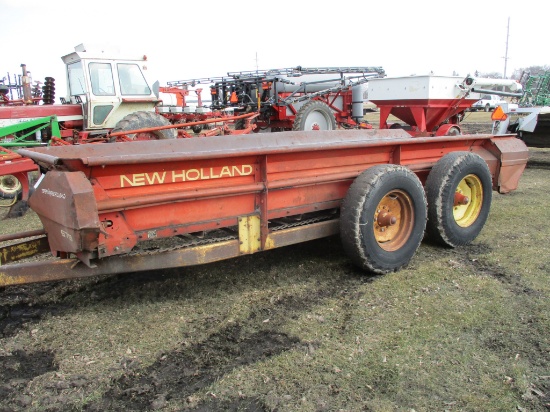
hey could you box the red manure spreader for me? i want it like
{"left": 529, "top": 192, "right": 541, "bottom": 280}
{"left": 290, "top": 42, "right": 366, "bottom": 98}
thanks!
{"left": 0, "top": 46, "right": 532, "bottom": 286}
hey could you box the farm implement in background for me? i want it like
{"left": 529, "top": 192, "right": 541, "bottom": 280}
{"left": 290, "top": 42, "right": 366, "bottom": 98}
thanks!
{"left": 496, "top": 70, "right": 550, "bottom": 148}
{"left": 165, "top": 65, "right": 386, "bottom": 132}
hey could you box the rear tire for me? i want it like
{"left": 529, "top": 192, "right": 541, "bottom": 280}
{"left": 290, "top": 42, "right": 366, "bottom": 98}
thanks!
{"left": 425, "top": 152, "right": 492, "bottom": 247}
{"left": 340, "top": 165, "right": 427, "bottom": 274}
{"left": 111, "top": 111, "right": 176, "bottom": 141}
{"left": 293, "top": 100, "right": 336, "bottom": 131}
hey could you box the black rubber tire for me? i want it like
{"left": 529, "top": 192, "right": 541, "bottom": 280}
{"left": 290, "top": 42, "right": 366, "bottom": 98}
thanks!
{"left": 0, "top": 175, "right": 22, "bottom": 199}
{"left": 111, "top": 111, "right": 176, "bottom": 140}
{"left": 446, "top": 126, "right": 461, "bottom": 136}
{"left": 292, "top": 100, "right": 336, "bottom": 131}
{"left": 234, "top": 118, "right": 246, "bottom": 130}
{"left": 425, "top": 152, "right": 492, "bottom": 247}
{"left": 340, "top": 164, "right": 427, "bottom": 274}
{"left": 484, "top": 104, "right": 491, "bottom": 112}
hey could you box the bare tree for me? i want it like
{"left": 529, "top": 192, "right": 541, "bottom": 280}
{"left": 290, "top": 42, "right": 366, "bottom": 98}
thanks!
{"left": 477, "top": 71, "right": 504, "bottom": 79}
{"left": 511, "top": 65, "right": 550, "bottom": 80}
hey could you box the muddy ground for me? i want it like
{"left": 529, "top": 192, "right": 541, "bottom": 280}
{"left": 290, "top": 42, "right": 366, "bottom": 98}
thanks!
{"left": 0, "top": 140, "right": 549, "bottom": 411}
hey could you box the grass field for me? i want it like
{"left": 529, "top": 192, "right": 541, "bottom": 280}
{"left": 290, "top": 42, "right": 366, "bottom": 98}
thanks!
{"left": 0, "top": 148, "right": 549, "bottom": 411}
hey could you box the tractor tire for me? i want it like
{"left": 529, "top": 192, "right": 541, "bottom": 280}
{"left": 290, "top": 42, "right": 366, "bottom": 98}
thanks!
{"left": 292, "top": 100, "right": 336, "bottom": 131}
{"left": 111, "top": 111, "right": 176, "bottom": 141}
{"left": 234, "top": 118, "right": 246, "bottom": 130}
{"left": 0, "top": 175, "right": 22, "bottom": 199}
{"left": 425, "top": 152, "right": 492, "bottom": 247}
{"left": 340, "top": 164, "right": 427, "bottom": 274}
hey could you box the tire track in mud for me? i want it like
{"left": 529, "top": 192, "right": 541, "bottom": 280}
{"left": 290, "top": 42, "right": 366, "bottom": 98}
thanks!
{"left": 0, "top": 267, "right": 201, "bottom": 339}
{"left": 0, "top": 237, "right": 362, "bottom": 411}
{"left": 440, "top": 242, "right": 548, "bottom": 364}
{"left": 416, "top": 240, "right": 549, "bottom": 411}
{"left": 458, "top": 243, "right": 550, "bottom": 410}
{"left": 83, "top": 269, "right": 366, "bottom": 411}
{"left": 0, "top": 282, "right": 73, "bottom": 339}
{"left": 527, "top": 148, "right": 550, "bottom": 170}
{"left": 0, "top": 349, "right": 57, "bottom": 408}
{"left": 427, "top": 241, "right": 543, "bottom": 298}
{"left": 86, "top": 326, "right": 292, "bottom": 411}
{"left": 527, "top": 157, "right": 550, "bottom": 170}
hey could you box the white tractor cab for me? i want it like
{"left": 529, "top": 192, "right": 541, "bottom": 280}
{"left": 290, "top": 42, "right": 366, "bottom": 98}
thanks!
{"left": 62, "top": 43, "right": 170, "bottom": 135}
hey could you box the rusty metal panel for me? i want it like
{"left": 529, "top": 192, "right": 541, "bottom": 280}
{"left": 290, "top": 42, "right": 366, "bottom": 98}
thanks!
{"left": 265, "top": 147, "right": 393, "bottom": 174}
{"left": 29, "top": 171, "right": 101, "bottom": 253}
{"left": 488, "top": 136, "right": 529, "bottom": 193}
{"left": 0, "top": 220, "right": 340, "bottom": 286}
{"left": 97, "top": 211, "right": 138, "bottom": 258}
{"left": 17, "top": 129, "right": 421, "bottom": 167}
{"left": 265, "top": 220, "right": 340, "bottom": 250}
{"left": 122, "top": 194, "right": 257, "bottom": 232}
{"left": 0, "top": 229, "right": 46, "bottom": 243}
{"left": 0, "top": 239, "right": 239, "bottom": 287}
{"left": 268, "top": 181, "right": 349, "bottom": 215}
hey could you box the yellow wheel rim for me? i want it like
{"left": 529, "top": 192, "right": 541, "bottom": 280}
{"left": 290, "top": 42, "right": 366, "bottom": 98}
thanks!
{"left": 373, "top": 190, "right": 414, "bottom": 251}
{"left": 453, "top": 174, "right": 483, "bottom": 227}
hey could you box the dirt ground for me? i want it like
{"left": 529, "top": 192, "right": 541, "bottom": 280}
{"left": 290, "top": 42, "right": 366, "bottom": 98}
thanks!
{"left": 0, "top": 136, "right": 549, "bottom": 411}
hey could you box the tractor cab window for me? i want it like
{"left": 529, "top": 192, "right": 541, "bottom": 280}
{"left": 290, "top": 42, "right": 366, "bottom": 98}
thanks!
{"left": 67, "top": 61, "right": 86, "bottom": 95}
{"left": 117, "top": 63, "right": 151, "bottom": 95}
{"left": 89, "top": 63, "right": 115, "bottom": 96}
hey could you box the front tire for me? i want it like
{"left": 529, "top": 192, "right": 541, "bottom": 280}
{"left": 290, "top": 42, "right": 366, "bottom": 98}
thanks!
{"left": 340, "top": 165, "right": 427, "bottom": 274}
{"left": 111, "top": 111, "right": 176, "bottom": 141}
{"left": 293, "top": 100, "right": 336, "bottom": 131}
{"left": 425, "top": 152, "right": 492, "bottom": 247}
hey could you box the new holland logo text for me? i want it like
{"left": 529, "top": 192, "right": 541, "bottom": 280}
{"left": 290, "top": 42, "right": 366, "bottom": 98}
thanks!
{"left": 120, "top": 165, "right": 254, "bottom": 187}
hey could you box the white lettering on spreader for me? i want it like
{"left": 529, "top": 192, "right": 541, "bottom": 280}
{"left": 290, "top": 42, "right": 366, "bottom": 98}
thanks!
{"left": 61, "top": 230, "right": 73, "bottom": 241}
{"left": 41, "top": 188, "right": 66, "bottom": 199}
